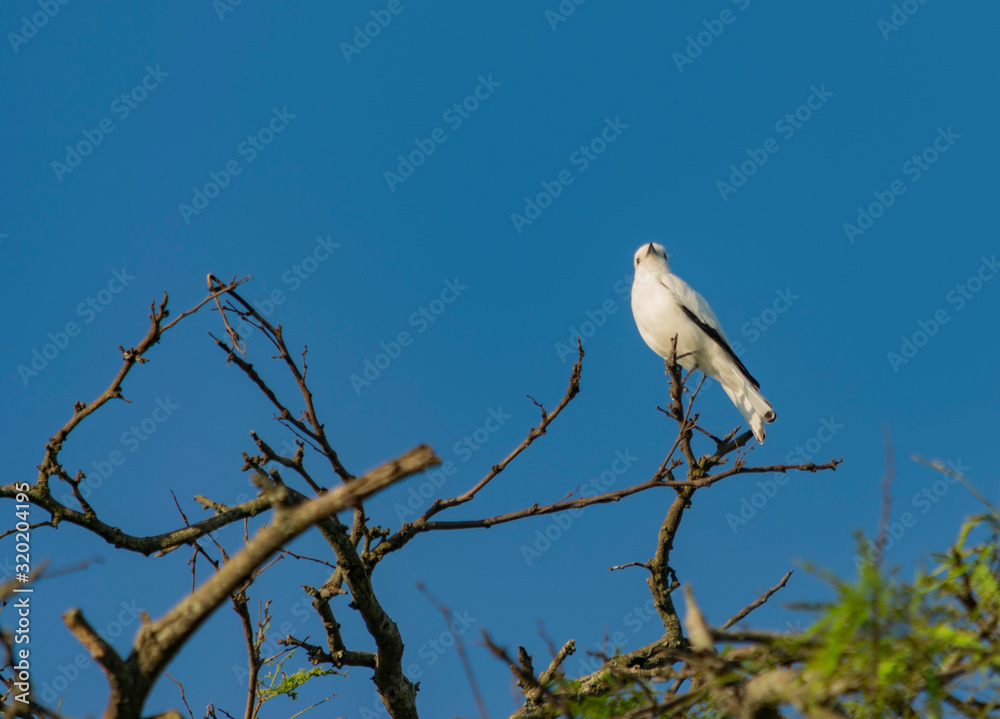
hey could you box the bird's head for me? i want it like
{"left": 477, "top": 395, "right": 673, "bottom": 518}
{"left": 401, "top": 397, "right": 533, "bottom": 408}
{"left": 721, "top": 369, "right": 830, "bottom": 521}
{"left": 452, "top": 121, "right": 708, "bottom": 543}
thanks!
{"left": 633, "top": 242, "right": 670, "bottom": 275}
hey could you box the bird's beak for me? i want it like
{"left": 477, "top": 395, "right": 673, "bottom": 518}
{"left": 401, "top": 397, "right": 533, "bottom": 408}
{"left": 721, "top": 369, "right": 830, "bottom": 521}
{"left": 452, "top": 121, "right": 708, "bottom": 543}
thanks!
{"left": 645, "top": 243, "right": 656, "bottom": 257}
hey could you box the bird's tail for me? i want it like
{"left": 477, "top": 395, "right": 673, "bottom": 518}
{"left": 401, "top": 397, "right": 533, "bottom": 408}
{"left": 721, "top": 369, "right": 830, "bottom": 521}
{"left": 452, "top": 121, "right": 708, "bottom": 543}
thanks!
{"left": 720, "top": 371, "right": 776, "bottom": 443}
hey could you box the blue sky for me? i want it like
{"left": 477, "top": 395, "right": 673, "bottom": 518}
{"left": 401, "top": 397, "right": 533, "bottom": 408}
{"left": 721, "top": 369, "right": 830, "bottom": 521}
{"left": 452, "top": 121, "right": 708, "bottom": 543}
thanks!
{"left": 2, "top": 1, "right": 998, "bottom": 717}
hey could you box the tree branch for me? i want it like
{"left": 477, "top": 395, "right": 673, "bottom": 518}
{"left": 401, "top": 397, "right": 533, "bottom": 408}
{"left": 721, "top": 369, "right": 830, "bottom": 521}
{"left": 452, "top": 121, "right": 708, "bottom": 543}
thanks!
{"left": 31, "top": 279, "right": 247, "bottom": 499}
{"left": 68, "top": 445, "right": 438, "bottom": 719}
{"left": 207, "top": 276, "right": 353, "bottom": 484}
{"left": 722, "top": 570, "right": 794, "bottom": 630}
{"left": 373, "top": 342, "right": 584, "bottom": 560}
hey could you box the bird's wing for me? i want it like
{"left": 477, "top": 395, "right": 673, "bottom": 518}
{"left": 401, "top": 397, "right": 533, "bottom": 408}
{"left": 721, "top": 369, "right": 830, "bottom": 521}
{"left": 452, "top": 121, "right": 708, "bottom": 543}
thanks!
{"left": 659, "top": 273, "right": 761, "bottom": 390}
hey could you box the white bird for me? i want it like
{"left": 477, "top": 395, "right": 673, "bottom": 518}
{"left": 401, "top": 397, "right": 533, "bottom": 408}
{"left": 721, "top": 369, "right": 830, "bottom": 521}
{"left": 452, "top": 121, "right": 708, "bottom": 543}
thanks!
{"left": 630, "top": 242, "right": 776, "bottom": 443}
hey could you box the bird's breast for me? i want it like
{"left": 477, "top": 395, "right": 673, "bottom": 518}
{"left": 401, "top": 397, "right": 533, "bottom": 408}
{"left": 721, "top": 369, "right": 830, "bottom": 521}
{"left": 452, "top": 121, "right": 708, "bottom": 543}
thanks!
{"left": 631, "top": 280, "right": 701, "bottom": 364}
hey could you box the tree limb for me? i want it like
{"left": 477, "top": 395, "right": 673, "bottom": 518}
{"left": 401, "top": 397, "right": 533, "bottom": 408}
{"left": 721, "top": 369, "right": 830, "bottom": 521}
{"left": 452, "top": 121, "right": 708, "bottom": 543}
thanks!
{"left": 67, "top": 445, "right": 438, "bottom": 719}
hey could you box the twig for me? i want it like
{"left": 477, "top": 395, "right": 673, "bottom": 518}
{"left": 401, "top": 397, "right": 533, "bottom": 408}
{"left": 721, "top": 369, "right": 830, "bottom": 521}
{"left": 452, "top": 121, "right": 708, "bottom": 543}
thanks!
{"left": 538, "top": 640, "right": 575, "bottom": 686}
{"left": 232, "top": 593, "right": 264, "bottom": 719}
{"left": 277, "top": 548, "right": 336, "bottom": 570}
{"left": 299, "top": 585, "right": 376, "bottom": 669}
{"left": 63, "top": 445, "right": 439, "bottom": 719}
{"left": 874, "top": 426, "right": 895, "bottom": 567}
{"left": 722, "top": 570, "right": 794, "bottom": 630}
{"left": 481, "top": 631, "right": 573, "bottom": 719}
{"left": 871, "top": 427, "right": 895, "bottom": 714}
{"left": 164, "top": 672, "right": 195, "bottom": 719}
{"left": 397, "top": 458, "right": 840, "bottom": 534}
{"left": 207, "top": 279, "right": 353, "bottom": 483}
{"left": 913, "top": 456, "right": 998, "bottom": 517}
{"left": 609, "top": 561, "right": 651, "bottom": 573}
{"left": 373, "top": 343, "right": 584, "bottom": 560}
{"left": 250, "top": 431, "right": 324, "bottom": 495}
{"left": 417, "top": 583, "right": 489, "bottom": 719}
{"left": 32, "top": 279, "right": 246, "bottom": 498}
{"left": 423, "top": 342, "right": 584, "bottom": 518}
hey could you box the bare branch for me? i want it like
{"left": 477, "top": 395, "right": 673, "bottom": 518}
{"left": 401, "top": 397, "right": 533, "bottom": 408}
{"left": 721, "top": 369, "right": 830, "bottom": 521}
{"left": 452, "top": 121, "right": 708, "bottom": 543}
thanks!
{"left": 722, "top": 570, "right": 794, "bottom": 630}
{"left": 538, "top": 640, "right": 575, "bottom": 686}
{"left": 482, "top": 632, "right": 573, "bottom": 719}
{"left": 0, "top": 486, "right": 275, "bottom": 557}
{"left": 32, "top": 279, "right": 247, "bottom": 498}
{"left": 300, "top": 585, "right": 377, "bottom": 669}
{"left": 609, "top": 561, "right": 651, "bottom": 573}
{"left": 163, "top": 673, "right": 195, "bottom": 719}
{"left": 231, "top": 593, "right": 263, "bottom": 719}
{"left": 426, "top": 341, "right": 584, "bottom": 517}
{"left": 67, "top": 445, "right": 438, "bottom": 719}
{"left": 417, "top": 583, "right": 489, "bottom": 719}
{"left": 373, "top": 342, "right": 584, "bottom": 560}
{"left": 208, "top": 282, "right": 353, "bottom": 483}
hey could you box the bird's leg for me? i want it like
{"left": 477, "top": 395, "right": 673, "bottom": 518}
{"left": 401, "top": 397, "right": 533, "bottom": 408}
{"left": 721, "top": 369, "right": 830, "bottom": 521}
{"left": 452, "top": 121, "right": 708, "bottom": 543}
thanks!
{"left": 664, "top": 354, "right": 697, "bottom": 375}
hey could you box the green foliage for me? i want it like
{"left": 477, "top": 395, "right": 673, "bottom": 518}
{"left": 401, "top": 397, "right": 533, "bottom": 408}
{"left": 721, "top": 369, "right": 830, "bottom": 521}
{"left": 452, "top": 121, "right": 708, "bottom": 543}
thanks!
{"left": 784, "top": 513, "right": 1000, "bottom": 717}
{"left": 567, "top": 677, "right": 649, "bottom": 718}
{"left": 560, "top": 513, "right": 1000, "bottom": 718}
{"left": 259, "top": 662, "right": 340, "bottom": 701}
